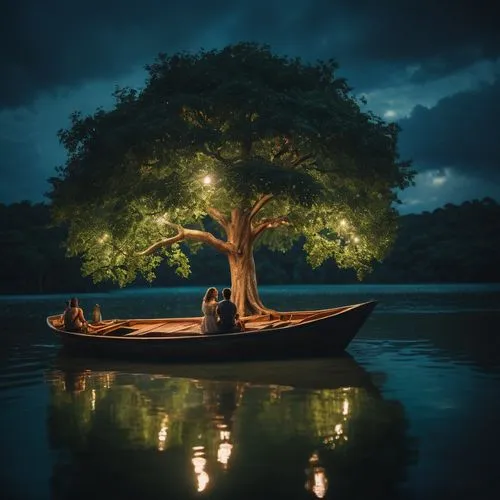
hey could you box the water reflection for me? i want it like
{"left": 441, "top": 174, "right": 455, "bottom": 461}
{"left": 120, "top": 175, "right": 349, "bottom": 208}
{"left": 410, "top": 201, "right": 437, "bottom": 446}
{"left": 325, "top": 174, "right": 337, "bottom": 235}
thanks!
{"left": 305, "top": 452, "right": 328, "bottom": 498}
{"left": 157, "top": 414, "right": 168, "bottom": 451}
{"left": 192, "top": 444, "right": 209, "bottom": 492}
{"left": 46, "top": 357, "right": 417, "bottom": 499}
{"left": 205, "top": 383, "right": 240, "bottom": 471}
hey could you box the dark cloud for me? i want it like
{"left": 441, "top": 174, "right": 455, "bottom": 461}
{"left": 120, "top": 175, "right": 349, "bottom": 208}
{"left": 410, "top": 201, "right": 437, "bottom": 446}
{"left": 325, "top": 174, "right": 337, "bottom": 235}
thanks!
{"left": 398, "top": 80, "right": 500, "bottom": 179}
{"left": 1, "top": 0, "right": 499, "bottom": 209}
{"left": 2, "top": 0, "right": 499, "bottom": 109}
{"left": 0, "top": 138, "right": 47, "bottom": 203}
{"left": 341, "top": 1, "right": 500, "bottom": 82}
{"left": 2, "top": 0, "right": 235, "bottom": 108}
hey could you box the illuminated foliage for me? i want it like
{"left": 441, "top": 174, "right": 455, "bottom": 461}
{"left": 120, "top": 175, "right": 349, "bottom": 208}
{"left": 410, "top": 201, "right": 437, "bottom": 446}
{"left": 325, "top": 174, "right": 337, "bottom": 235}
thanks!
{"left": 49, "top": 43, "right": 413, "bottom": 312}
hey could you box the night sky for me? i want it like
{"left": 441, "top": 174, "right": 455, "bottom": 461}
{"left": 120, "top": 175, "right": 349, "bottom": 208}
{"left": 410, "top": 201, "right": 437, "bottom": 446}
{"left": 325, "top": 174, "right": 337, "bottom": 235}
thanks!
{"left": 1, "top": 0, "right": 499, "bottom": 213}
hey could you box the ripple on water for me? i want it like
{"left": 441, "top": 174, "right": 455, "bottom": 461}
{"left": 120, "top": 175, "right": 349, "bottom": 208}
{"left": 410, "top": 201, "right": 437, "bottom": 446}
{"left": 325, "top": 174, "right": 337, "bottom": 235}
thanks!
{"left": 0, "top": 345, "right": 56, "bottom": 394}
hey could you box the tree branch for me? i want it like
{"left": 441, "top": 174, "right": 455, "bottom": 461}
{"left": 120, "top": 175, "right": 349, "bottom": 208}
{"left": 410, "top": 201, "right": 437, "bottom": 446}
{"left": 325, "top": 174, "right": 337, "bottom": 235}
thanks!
{"left": 207, "top": 207, "right": 228, "bottom": 231}
{"left": 271, "top": 136, "right": 291, "bottom": 161}
{"left": 292, "top": 153, "right": 314, "bottom": 166}
{"left": 183, "top": 228, "right": 235, "bottom": 253}
{"left": 203, "top": 144, "right": 230, "bottom": 164}
{"left": 252, "top": 215, "right": 289, "bottom": 241}
{"left": 249, "top": 194, "right": 274, "bottom": 221}
{"left": 136, "top": 222, "right": 234, "bottom": 257}
{"left": 136, "top": 228, "right": 186, "bottom": 256}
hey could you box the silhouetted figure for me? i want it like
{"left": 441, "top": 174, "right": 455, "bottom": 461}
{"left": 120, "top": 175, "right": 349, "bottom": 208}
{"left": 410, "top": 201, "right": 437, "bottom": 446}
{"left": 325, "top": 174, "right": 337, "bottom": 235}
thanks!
{"left": 63, "top": 297, "right": 89, "bottom": 332}
{"left": 216, "top": 288, "right": 242, "bottom": 333}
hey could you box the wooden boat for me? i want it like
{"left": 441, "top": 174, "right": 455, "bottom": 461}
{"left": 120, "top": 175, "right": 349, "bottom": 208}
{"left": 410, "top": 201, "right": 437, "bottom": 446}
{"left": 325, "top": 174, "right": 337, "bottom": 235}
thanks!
{"left": 46, "top": 301, "right": 377, "bottom": 362}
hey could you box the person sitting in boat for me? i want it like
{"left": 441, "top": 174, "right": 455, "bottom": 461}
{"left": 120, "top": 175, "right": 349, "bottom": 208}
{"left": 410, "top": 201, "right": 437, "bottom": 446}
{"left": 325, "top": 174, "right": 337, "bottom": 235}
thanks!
{"left": 59, "top": 300, "right": 70, "bottom": 325}
{"left": 63, "top": 297, "right": 90, "bottom": 333}
{"left": 201, "top": 287, "right": 219, "bottom": 334}
{"left": 216, "top": 288, "right": 243, "bottom": 333}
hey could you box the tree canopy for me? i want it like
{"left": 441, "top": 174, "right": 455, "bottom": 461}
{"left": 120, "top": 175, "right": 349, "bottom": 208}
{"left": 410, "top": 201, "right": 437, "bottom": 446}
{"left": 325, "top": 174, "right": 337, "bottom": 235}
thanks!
{"left": 49, "top": 42, "right": 413, "bottom": 313}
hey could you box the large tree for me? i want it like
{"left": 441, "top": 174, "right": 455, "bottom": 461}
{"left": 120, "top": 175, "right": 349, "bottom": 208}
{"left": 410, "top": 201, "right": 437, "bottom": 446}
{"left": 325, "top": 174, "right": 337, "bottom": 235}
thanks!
{"left": 49, "top": 43, "right": 413, "bottom": 315}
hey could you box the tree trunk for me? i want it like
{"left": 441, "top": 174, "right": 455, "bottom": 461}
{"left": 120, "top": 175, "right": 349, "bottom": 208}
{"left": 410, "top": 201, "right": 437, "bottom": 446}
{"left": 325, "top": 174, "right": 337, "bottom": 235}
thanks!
{"left": 226, "top": 209, "right": 273, "bottom": 316}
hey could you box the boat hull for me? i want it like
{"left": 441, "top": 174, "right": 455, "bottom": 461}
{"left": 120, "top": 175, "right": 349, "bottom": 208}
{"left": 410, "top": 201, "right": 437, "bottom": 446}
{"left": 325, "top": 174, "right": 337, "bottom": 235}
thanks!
{"left": 47, "top": 301, "right": 377, "bottom": 362}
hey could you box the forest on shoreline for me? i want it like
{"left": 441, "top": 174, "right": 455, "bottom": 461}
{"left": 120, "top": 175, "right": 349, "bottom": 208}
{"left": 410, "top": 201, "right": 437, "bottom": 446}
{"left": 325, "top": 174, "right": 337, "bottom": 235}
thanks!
{"left": 0, "top": 198, "right": 498, "bottom": 294}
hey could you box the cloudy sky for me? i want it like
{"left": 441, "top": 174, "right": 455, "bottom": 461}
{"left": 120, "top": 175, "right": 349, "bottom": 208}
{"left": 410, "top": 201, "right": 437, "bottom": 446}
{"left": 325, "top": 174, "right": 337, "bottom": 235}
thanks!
{"left": 1, "top": 0, "right": 499, "bottom": 213}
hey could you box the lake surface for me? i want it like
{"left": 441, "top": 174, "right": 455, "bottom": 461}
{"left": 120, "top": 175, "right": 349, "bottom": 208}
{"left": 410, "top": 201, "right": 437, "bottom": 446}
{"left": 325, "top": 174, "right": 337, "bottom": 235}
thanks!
{"left": 1, "top": 284, "right": 499, "bottom": 500}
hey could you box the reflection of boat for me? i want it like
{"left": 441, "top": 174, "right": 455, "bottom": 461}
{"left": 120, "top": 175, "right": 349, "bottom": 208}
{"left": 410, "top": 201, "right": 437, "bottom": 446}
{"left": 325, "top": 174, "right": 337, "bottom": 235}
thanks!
{"left": 46, "top": 301, "right": 377, "bottom": 362}
{"left": 51, "top": 352, "right": 373, "bottom": 391}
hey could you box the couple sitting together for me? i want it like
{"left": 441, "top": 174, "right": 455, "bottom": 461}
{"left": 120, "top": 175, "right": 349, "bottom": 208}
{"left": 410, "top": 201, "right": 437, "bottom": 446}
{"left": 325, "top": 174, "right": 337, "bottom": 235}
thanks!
{"left": 201, "top": 287, "right": 244, "bottom": 334}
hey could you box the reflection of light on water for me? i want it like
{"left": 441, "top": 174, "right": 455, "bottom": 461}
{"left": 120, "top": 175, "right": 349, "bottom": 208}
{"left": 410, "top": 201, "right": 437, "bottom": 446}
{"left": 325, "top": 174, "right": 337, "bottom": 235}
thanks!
{"left": 334, "top": 422, "right": 348, "bottom": 441}
{"left": 217, "top": 442, "right": 233, "bottom": 467}
{"left": 322, "top": 435, "right": 336, "bottom": 449}
{"left": 305, "top": 452, "right": 328, "bottom": 499}
{"left": 314, "top": 387, "right": 355, "bottom": 449}
{"left": 270, "top": 386, "right": 280, "bottom": 401}
{"left": 158, "top": 415, "right": 169, "bottom": 451}
{"left": 216, "top": 423, "right": 233, "bottom": 469}
{"left": 313, "top": 469, "right": 327, "bottom": 498}
{"left": 96, "top": 372, "right": 114, "bottom": 390}
{"left": 219, "top": 430, "right": 230, "bottom": 441}
{"left": 192, "top": 445, "right": 209, "bottom": 492}
{"left": 335, "top": 423, "right": 343, "bottom": 435}
{"left": 268, "top": 385, "right": 294, "bottom": 401}
{"left": 74, "top": 375, "right": 86, "bottom": 392}
{"left": 158, "top": 427, "right": 167, "bottom": 449}
{"left": 342, "top": 399, "right": 349, "bottom": 416}
{"left": 91, "top": 389, "right": 96, "bottom": 411}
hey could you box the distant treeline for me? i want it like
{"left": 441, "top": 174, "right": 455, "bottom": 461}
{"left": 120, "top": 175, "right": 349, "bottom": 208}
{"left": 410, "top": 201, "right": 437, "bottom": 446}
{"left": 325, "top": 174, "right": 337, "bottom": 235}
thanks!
{"left": 0, "top": 198, "right": 499, "bottom": 294}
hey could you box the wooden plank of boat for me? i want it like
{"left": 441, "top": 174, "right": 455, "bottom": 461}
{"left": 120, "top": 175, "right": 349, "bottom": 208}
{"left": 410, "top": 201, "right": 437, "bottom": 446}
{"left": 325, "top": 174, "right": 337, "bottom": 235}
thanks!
{"left": 117, "top": 317, "right": 300, "bottom": 337}
{"left": 244, "top": 319, "right": 286, "bottom": 330}
{"left": 124, "top": 321, "right": 174, "bottom": 336}
{"left": 126, "top": 322, "right": 200, "bottom": 336}
{"left": 93, "top": 320, "right": 129, "bottom": 336}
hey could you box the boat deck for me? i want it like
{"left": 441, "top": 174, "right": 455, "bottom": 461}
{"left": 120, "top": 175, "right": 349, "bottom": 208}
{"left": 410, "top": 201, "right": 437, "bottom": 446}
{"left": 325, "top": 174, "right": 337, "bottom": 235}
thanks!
{"left": 48, "top": 308, "right": 346, "bottom": 338}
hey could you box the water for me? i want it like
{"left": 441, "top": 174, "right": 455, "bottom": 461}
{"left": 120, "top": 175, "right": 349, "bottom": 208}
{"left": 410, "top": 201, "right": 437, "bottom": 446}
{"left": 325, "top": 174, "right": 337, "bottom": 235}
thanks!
{"left": 1, "top": 284, "right": 499, "bottom": 499}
